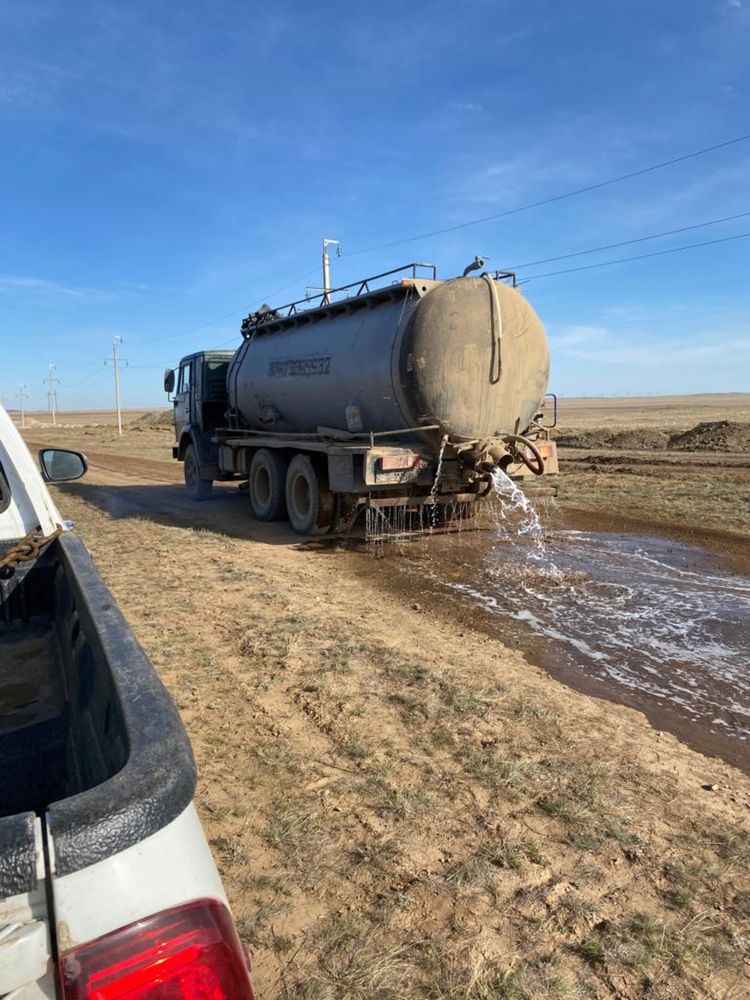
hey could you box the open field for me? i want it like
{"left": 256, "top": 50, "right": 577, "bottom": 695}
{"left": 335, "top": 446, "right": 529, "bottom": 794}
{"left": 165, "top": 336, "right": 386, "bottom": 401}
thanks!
{"left": 556, "top": 393, "right": 750, "bottom": 430}
{"left": 20, "top": 394, "right": 750, "bottom": 546}
{"left": 8, "top": 407, "right": 169, "bottom": 427}
{"left": 20, "top": 394, "right": 750, "bottom": 999}
{"left": 551, "top": 393, "right": 750, "bottom": 549}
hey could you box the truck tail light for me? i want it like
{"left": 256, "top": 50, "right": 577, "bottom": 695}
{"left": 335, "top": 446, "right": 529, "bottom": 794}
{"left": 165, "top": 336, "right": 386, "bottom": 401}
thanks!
{"left": 60, "top": 899, "right": 254, "bottom": 1000}
{"left": 378, "top": 453, "right": 421, "bottom": 471}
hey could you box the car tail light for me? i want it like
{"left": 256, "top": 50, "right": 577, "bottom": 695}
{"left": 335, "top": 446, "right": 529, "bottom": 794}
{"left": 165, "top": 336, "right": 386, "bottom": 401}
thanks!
{"left": 60, "top": 898, "right": 254, "bottom": 1000}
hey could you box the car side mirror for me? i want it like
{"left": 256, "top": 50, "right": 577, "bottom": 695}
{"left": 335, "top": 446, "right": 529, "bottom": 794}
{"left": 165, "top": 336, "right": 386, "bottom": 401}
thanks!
{"left": 164, "top": 368, "right": 176, "bottom": 394}
{"left": 38, "top": 449, "right": 88, "bottom": 483}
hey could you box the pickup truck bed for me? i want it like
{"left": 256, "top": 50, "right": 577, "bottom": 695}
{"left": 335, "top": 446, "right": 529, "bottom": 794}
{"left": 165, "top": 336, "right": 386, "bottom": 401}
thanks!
{"left": 0, "top": 410, "right": 254, "bottom": 998}
{"left": 0, "top": 615, "right": 70, "bottom": 818}
{"left": 0, "top": 529, "right": 195, "bottom": 897}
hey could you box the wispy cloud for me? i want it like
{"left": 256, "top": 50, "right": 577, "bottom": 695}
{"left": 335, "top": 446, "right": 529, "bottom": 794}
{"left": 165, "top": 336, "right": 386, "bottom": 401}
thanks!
{"left": 447, "top": 101, "right": 484, "bottom": 113}
{"left": 551, "top": 317, "right": 750, "bottom": 367}
{"left": 548, "top": 324, "right": 607, "bottom": 349}
{"left": 562, "top": 336, "right": 750, "bottom": 366}
{"left": 0, "top": 274, "right": 115, "bottom": 301}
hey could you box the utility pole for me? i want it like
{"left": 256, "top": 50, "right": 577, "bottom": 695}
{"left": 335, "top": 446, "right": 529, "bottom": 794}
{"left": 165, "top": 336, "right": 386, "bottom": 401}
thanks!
{"left": 16, "top": 384, "right": 28, "bottom": 430}
{"left": 322, "top": 238, "right": 340, "bottom": 299}
{"left": 111, "top": 337, "right": 123, "bottom": 435}
{"left": 104, "top": 338, "right": 127, "bottom": 435}
{"left": 44, "top": 364, "right": 59, "bottom": 427}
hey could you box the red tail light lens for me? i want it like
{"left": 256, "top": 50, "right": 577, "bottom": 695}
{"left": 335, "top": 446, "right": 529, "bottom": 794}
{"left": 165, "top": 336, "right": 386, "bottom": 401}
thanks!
{"left": 60, "top": 899, "right": 254, "bottom": 999}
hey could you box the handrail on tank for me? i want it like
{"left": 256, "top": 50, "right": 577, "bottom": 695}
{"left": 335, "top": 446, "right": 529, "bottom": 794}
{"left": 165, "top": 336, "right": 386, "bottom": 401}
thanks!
{"left": 491, "top": 269, "right": 517, "bottom": 287}
{"left": 241, "top": 262, "right": 438, "bottom": 337}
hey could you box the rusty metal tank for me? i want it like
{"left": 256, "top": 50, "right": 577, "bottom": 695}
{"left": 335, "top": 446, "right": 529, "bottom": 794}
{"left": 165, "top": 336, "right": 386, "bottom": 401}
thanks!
{"left": 227, "top": 274, "right": 549, "bottom": 444}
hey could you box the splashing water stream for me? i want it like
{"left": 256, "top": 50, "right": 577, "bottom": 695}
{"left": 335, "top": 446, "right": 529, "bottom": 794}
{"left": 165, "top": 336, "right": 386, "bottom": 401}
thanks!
{"left": 361, "top": 465, "right": 750, "bottom": 769}
{"left": 489, "top": 467, "right": 544, "bottom": 542}
{"left": 428, "top": 438, "right": 448, "bottom": 529}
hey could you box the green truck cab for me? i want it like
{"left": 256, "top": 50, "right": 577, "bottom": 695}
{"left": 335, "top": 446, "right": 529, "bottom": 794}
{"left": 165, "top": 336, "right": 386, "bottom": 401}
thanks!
{"left": 164, "top": 351, "right": 234, "bottom": 500}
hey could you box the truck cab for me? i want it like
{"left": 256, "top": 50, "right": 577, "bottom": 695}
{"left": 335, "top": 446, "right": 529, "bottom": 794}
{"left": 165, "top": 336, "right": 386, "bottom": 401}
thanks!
{"left": 165, "top": 351, "right": 234, "bottom": 500}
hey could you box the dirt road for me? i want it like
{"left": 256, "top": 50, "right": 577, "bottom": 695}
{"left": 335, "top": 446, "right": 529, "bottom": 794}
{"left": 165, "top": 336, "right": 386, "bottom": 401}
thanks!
{"left": 46, "top": 443, "right": 750, "bottom": 999}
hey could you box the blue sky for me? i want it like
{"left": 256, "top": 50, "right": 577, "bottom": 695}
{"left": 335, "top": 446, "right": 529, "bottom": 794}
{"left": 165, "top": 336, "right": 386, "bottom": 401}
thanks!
{"left": 1, "top": 0, "right": 749, "bottom": 410}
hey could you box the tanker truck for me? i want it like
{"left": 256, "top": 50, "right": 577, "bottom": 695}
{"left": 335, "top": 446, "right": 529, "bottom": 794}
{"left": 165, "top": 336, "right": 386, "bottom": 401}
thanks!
{"left": 165, "top": 261, "right": 558, "bottom": 535}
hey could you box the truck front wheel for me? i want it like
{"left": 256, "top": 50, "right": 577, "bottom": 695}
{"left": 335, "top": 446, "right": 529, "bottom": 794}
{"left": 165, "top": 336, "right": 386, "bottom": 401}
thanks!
{"left": 285, "top": 454, "right": 334, "bottom": 536}
{"left": 249, "top": 449, "right": 288, "bottom": 521}
{"left": 184, "top": 444, "right": 213, "bottom": 501}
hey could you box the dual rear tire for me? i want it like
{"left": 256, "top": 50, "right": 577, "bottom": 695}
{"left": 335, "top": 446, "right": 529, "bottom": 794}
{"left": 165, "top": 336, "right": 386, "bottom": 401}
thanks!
{"left": 249, "top": 450, "right": 334, "bottom": 536}
{"left": 249, "top": 449, "right": 288, "bottom": 521}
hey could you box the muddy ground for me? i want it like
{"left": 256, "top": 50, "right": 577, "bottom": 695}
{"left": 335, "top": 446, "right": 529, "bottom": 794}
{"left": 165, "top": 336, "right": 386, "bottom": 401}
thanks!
{"left": 20, "top": 395, "right": 750, "bottom": 999}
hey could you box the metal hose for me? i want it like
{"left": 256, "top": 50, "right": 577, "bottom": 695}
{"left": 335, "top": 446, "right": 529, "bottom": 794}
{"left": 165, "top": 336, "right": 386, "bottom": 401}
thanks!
{"left": 503, "top": 433, "right": 545, "bottom": 476}
{"left": 481, "top": 273, "right": 502, "bottom": 385}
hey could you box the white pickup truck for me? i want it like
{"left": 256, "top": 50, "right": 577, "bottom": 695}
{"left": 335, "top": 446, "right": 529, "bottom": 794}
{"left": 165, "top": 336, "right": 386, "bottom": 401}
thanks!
{"left": 0, "top": 406, "right": 255, "bottom": 999}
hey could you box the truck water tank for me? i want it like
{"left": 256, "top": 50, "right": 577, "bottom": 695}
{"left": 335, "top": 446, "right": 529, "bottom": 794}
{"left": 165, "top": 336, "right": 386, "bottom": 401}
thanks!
{"left": 227, "top": 274, "right": 549, "bottom": 443}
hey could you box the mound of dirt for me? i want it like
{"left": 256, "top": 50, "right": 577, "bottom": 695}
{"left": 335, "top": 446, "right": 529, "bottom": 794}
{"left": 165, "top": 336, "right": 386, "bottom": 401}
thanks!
{"left": 131, "top": 409, "right": 174, "bottom": 429}
{"left": 668, "top": 420, "right": 750, "bottom": 452}
{"left": 554, "top": 428, "right": 670, "bottom": 450}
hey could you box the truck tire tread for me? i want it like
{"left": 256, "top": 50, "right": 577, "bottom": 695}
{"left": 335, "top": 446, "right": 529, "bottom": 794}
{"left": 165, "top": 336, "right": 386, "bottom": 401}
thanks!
{"left": 249, "top": 449, "right": 288, "bottom": 521}
{"left": 184, "top": 444, "right": 213, "bottom": 501}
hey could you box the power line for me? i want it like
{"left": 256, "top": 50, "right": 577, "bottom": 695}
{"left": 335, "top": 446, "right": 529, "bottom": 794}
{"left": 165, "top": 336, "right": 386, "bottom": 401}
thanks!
{"left": 122, "top": 130, "right": 750, "bottom": 351}
{"left": 166, "top": 220, "right": 750, "bottom": 352}
{"left": 67, "top": 365, "right": 111, "bottom": 390}
{"left": 140, "top": 265, "right": 322, "bottom": 349}
{"left": 344, "top": 131, "right": 750, "bottom": 257}
{"left": 520, "top": 229, "right": 750, "bottom": 281}
{"left": 89, "top": 128, "right": 750, "bottom": 360}
{"left": 65, "top": 360, "right": 107, "bottom": 388}
{"left": 508, "top": 209, "right": 750, "bottom": 270}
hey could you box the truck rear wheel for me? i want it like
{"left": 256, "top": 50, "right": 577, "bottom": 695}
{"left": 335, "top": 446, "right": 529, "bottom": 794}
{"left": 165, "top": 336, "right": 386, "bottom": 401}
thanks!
{"left": 184, "top": 444, "right": 213, "bottom": 501}
{"left": 285, "top": 454, "right": 334, "bottom": 536}
{"left": 249, "top": 449, "right": 288, "bottom": 521}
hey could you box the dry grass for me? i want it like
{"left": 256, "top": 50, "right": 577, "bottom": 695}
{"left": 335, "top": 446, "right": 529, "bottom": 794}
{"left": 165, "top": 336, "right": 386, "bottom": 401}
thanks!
{"left": 40, "top": 405, "right": 750, "bottom": 999}
{"left": 556, "top": 393, "right": 750, "bottom": 430}
{"left": 549, "top": 393, "right": 750, "bottom": 540}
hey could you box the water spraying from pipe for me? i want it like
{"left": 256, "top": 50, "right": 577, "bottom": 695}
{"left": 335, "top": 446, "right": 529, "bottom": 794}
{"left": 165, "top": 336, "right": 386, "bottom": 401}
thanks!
{"left": 488, "top": 466, "right": 543, "bottom": 539}
{"left": 428, "top": 437, "right": 448, "bottom": 529}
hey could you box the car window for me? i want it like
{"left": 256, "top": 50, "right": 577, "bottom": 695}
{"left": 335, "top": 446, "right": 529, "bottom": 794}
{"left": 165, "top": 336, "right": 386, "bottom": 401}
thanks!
{"left": 179, "top": 363, "right": 191, "bottom": 393}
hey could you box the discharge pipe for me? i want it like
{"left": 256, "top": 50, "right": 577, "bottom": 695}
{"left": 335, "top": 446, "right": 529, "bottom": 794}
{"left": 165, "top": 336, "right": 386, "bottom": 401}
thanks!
{"left": 455, "top": 433, "right": 545, "bottom": 478}
{"left": 462, "top": 256, "right": 486, "bottom": 277}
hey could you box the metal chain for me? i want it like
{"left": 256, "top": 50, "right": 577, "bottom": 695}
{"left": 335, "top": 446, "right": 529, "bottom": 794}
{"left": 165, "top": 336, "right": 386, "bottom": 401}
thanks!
{"left": 0, "top": 524, "right": 63, "bottom": 579}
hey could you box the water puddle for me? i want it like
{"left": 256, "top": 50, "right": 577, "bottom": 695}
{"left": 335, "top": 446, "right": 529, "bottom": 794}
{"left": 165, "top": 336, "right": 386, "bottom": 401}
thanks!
{"left": 363, "top": 480, "right": 750, "bottom": 770}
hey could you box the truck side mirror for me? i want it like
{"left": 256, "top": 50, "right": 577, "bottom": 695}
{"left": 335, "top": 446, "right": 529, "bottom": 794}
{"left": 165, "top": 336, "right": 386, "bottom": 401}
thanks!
{"left": 164, "top": 369, "right": 176, "bottom": 394}
{"left": 39, "top": 449, "right": 88, "bottom": 483}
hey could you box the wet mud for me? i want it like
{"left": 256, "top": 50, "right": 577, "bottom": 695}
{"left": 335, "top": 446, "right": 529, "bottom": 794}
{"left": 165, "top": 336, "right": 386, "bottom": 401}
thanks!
{"left": 352, "top": 503, "right": 750, "bottom": 773}
{"left": 60, "top": 447, "right": 750, "bottom": 773}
